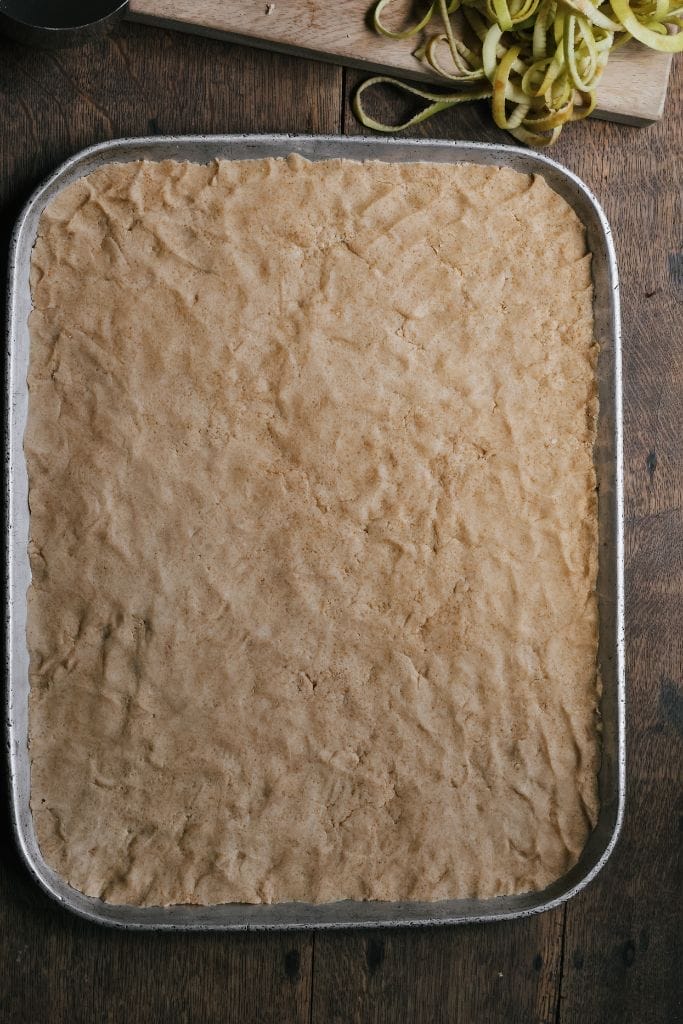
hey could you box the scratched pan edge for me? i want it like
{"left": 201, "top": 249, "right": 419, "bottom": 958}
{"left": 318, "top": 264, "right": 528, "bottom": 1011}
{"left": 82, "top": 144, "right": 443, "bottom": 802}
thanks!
{"left": 5, "top": 134, "right": 625, "bottom": 931}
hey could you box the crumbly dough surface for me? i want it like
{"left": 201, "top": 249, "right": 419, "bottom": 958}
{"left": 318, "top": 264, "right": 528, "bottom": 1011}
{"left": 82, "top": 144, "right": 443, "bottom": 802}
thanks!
{"left": 26, "top": 156, "right": 600, "bottom": 906}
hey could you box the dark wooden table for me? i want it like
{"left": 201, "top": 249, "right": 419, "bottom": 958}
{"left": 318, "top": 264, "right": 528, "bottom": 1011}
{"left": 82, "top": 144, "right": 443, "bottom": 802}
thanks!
{"left": 1, "top": 22, "right": 681, "bottom": 1024}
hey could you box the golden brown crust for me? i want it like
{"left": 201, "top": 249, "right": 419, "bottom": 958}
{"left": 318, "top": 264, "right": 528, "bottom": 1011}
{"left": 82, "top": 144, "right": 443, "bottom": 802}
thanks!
{"left": 26, "top": 156, "right": 599, "bottom": 906}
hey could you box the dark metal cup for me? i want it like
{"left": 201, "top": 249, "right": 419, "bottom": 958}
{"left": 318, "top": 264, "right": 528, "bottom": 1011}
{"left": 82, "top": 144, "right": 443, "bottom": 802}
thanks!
{"left": 0, "top": 0, "right": 128, "bottom": 48}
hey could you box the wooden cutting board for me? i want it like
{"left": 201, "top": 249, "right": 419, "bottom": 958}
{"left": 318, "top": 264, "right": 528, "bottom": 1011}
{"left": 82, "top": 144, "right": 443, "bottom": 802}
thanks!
{"left": 128, "top": 0, "right": 673, "bottom": 125}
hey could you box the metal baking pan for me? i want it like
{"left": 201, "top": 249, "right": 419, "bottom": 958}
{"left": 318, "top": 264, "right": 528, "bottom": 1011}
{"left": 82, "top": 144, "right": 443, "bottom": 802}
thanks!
{"left": 5, "top": 134, "right": 625, "bottom": 930}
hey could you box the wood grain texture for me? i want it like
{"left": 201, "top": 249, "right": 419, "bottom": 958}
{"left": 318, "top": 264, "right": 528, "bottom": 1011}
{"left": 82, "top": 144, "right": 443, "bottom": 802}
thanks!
{"left": 0, "top": 19, "right": 341, "bottom": 231}
{"left": 128, "top": 0, "right": 673, "bottom": 124}
{"left": 311, "top": 914, "right": 566, "bottom": 1023}
{"left": 0, "top": 15, "right": 681, "bottom": 1024}
{"left": 0, "top": 854, "right": 312, "bottom": 1024}
{"left": 553, "top": 58, "right": 683, "bottom": 1024}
